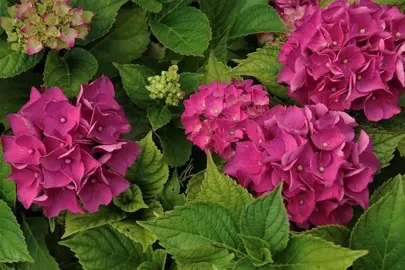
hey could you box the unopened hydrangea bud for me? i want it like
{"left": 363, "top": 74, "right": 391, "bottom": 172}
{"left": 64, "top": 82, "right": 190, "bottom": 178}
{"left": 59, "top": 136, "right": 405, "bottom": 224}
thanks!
{"left": 145, "top": 65, "right": 184, "bottom": 106}
{"left": 0, "top": 0, "right": 95, "bottom": 55}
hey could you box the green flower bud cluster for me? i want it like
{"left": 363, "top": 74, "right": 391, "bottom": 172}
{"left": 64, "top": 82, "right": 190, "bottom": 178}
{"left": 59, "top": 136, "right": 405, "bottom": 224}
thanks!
{"left": 146, "top": 65, "right": 185, "bottom": 106}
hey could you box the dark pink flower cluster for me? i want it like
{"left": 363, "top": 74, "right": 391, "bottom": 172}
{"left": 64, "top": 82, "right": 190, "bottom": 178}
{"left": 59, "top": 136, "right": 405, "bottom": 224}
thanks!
{"left": 224, "top": 103, "right": 380, "bottom": 228}
{"left": 279, "top": 0, "right": 405, "bottom": 121}
{"left": 1, "top": 77, "right": 140, "bottom": 217}
{"left": 181, "top": 80, "right": 270, "bottom": 159}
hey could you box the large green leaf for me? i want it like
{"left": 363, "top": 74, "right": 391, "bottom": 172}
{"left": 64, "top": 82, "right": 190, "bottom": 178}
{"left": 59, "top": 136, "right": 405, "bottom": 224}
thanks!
{"left": 179, "top": 72, "right": 200, "bottom": 96}
{"left": 201, "top": 52, "right": 233, "bottom": 84}
{"left": 137, "top": 250, "right": 166, "bottom": 270}
{"left": 71, "top": 0, "right": 128, "bottom": 44}
{"left": 195, "top": 153, "right": 252, "bottom": 222}
{"left": 139, "top": 202, "right": 244, "bottom": 256}
{"left": 304, "top": 225, "right": 351, "bottom": 247}
{"left": 370, "top": 174, "right": 405, "bottom": 205}
{"left": 173, "top": 247, "right": 235, "bottom": 270}
{"left": 150, "top": 7, "right": 212, "bottom": 56}
{"left": 0, "top": 199, "right": 32, "bottom": 263}
{"left": 158, "top": 170, "right": 186, "bottom": 211}
{"left": 350, "top": 176, "right": 405, "bottom": 270}
{"left": 228, "top": 46, "right": 288, "bottom": 99}
{"left": 239, "top": 184, "right": 289, "bottom": 253}
{"left": 0, "top": 147, "right": 15, "bottom": 209}
{"left": 0, "top": 41, "right": 43, "bottom": 78}
{"left": 238, "top": 234, "right": 273, "bottom": 267}
{"left": 132, "top": 0, "right": 162, "bottom": 12}
{"left": 157, "top": 124, "right": 192, "bottom": 167}
{"left": 90, "top": 9, "right": 150, "bottom": 76}
{"left": 44, "top": 48, "right": 98, "bottom": 98}
{"left": 113, "top": 184, "right": 148, "bottom": 213}
{"left": 61, "top": 226, "right": 153, "bottom": 270}
{"left": 229, "top": 4, "right": 287, "bottom": 39}
{"left": 126, "top": 132, "right": 169, "bottom": 199}
{"left": 17, "top": 218, "right": 58, "bottom": 270}
{"left": 114, "top": 63, "right": 154, "bottom": 104}
{"left": 147, "top": 105, "right": 171, "bottom": 131}
{"left": 63, "top": 205, "right": 127, "bottom": 238}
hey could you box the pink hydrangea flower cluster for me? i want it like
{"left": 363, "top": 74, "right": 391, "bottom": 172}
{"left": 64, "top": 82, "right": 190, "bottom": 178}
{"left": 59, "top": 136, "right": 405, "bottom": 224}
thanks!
{"left": 278, "top": 0, "right": 405, "bottom": 122}
{"left": 1, "top": 77, "right": 140, "bottom": 217}
{"left": 224, "top": 103, "right": 380, "bottom": 228}
{"left": 181, "top": 80, "right": 270, "bottom": 159}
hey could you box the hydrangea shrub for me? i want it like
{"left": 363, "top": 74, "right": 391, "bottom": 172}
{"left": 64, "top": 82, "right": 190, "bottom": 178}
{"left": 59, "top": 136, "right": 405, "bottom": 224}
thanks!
{"left": 0, "top": 0, "right": 404, "bottom": 269}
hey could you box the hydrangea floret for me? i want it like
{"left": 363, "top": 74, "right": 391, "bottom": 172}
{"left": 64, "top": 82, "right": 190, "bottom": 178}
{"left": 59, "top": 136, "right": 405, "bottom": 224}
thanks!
{"left": 279, "top": 0, "right": 405, "bottom": 121}
{"left": 0, "top": 0, "right": 94, "bottom": 55}
{"left": 181, "top": 80, "right": 270, "bottom": 160}
{"left": 224, "top": 103, "right": 380, "bottom": 228}
{"left": 1, "top": 76, "right": 140, "bottom": 217}
{"left": 146, "top": 65, "right": 184, "bottom": 106}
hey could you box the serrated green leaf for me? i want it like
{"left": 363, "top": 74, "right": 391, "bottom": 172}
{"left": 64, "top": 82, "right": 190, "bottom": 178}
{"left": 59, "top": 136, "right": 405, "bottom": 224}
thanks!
{"left": 229, "top": 5, "right": 287, "bottom": 39}
{"left": 137, "top": 250, "right": 166, "bottom": 270}
{"left": 201, "top": 51, "right": 233, "bottom": 84}
{"left": 363, "top": 127, "right": 405, "bottom": 168}
{"left": 139, "top": 202, "right": 244, "bottom": 255}
{"left": 44, "top": 48, "right": 98, "bottom": 98}
{"left": 303, "top": 225, "right": 351, "bottom": 247}
{"left": 115, "top": 63, "right": 154, "bottom": 105}
{"left": 158, "top": 124, "right": 192, "bottom": 167}
{"left": 195, "top": 153, "right": 252, "bottom": 222}
{"left": 173, "top": 247, "right": 235, "bottom": 270}
{"left": 113, "top": 184, "right": 148, "bottom": 213}
{"left": 127, "top": 132, "right": 169, "bottom": 199}
{"left": 132, "top": 0, "right": 162, "bottom": 12}
{"left": 239, "top": 184, "right": 289, "bottom": 253}
{"left": 61, "top": 226, "right": 153, "bottom": 270}
{"left": 0, "top": 199, "right": 33, "bottom": 263}
{"left": 150, "top": 7, "right": 212, "bottom": 56}
{"left": 229, "top": 46, "right": 288, "bottom": 99}
{"left": 370, "top": 174, "right": 405, "bottom": 205}
{"left": 90, "top": 8, "right": 150, "bottom": 76}
{"left": 350, "top": 176, "right": 405, "bottom": 270}
{"left": 147, "top": 105, "right": 171, "bottom": 131}
{"left": 239, "top": 234, "right": 273, "bottom": 267}
{"left": 158, "top": 170, "right": 186, "bottom": 211}
{"left": 0, "top": 147, "right": 15, "bottom": 209}
{"left": 63, "top": 205, "right": 127, "bottom": 238}
{"left": 179, "top": 72, "right": 200, "bottom": 96}
{"left": 111, "top": 200, "right": 163, "bottom": 252}
{"left": 17, "top": 218, "right": 58, "bottom": 270}
{"left": 0, "top": 41, "right": 43, "bottom": 78}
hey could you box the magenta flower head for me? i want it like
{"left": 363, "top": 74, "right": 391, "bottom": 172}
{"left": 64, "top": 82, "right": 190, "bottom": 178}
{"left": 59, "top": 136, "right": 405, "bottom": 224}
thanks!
{"left": 1, "top": 76, "right": 140, "bottom": 217}
{"left": 181, "top": 80, "right": 270, "bottom": 160}
{"left": 224, "top": 103, "right": 380, "bottom": 228}
{"left": 278, "top": 0, "right": 405, "bottom": 122}
{"left": 0, "top": 0, "right": 94, "bottom": 55}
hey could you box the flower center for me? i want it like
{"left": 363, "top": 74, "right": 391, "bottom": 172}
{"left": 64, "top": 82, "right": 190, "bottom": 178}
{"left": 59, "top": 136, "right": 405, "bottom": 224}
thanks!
{"left": 34, "top": 173, "right": 38, "bottom": 178}
{"left": 97, "top": 126, "right": 103, "bottom": 132}
{"left": 371, "top": 96, "right": 376, "bottom": 101}
{"left": 322, "top": 142, "right": 328, "bottom": 147}
{"left": 319, "top": 166, "right": 325, "bottom": 172}
{"left": 28, "top": 149, "right": 34, "bottom": 154}
{"left": 60, "top": 117, "right": 67, "bottom": 123}
{"left": 213, "top": 109, "right": 219, "bottom": 114}
{"left": 91, "top": 178, "right": 96, "bottom": 184}
{"left": 229, "top": 131, "right": 234, "bottom": 136}
{"left": 258, "top": 139, "right": 263, "bottom": 144}
{"left": 297, "top": 165, "right": 303, "bottom": 171}
{"left": 360, "top": 28, "right": 365, "bottom": 34}
{"left": 232, "top": 116, "right": 238, "bottom": 121}
{"left": 65, "top": 158, "right": 72, "bottom": 164}
{"left": 299, "top": 200, "right": 304, "bottom": 205}
{"left": 343, "top": 58, "right": 349, "bottom": 64}
{"left": 331, "top": 87, "right": 337, "bottom": 92}
{"left": 396, "top": 32, "right": 401, "bottom": 38}
{"left": 357, "top": 75, "right": 362, "bottom": 80}
{"left": 332, "top": 41, "right": 338, "bottom": 46}
{"left": 60, "top": 143, "right": 64, "bottom": 147}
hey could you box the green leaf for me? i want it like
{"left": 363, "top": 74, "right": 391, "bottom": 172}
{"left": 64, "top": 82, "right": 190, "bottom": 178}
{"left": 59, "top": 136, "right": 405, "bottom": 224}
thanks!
{"left": 150, "top": 7, "right": 212, "bottom": 56}
{"left": 304, "top": 225, "right": 351, "bottom": 247}
{"left": 0, "top": 41, "right": 43, "bottom": 78}
{"left": 17, "top": 218, "right": 58, "bottom": 270}
{"left": 229, "top": 46, "right": 288, "bottom": 99}
{"left": 61, "top": 226, "right": 153, "bottom": 270}
{"left": 239, "top": 184, "right": 289, "bottom": 253}
{"left": 139, "top": 202, "right": 244, "bottom": 255}
{"left": 173, "top": 247, "right": 235, "bottom": 270}
{"left": 363, "top": 127, "right": 405, "bottom": 168}
{"left": 239, "top": 234, "right": 273, "bottom": 267}
{"left": 137, "top": 250, "right": 166, "bottom": 270}
{"left": 71, "top": 0, "right": 128, "bottom": 44}
{"left": 186, "top": 170, "right": 205, "bottom": 201}
{"left": 126, "top": 132, "right": 169, "bottom": 199}
{"left": 370, "top": 174, "right": 405, "bottom": 205}
{"left": 63, "top": 205, "right": 127, "bottom": 238}
{"left": 179, "top": 72, "right": 200, "bottom": 96}
{"left": 196, "top": 153, "right": 252, "bottom": 222}
{"left": 158, "top": 124, "right": 192, "bottom": 167}
{"left": 0, "top": 199, "right": 32, "bottom": 263}
{"left": 115, "top": 63, "right": 154, "bottom": 104}
{"left": 113, "top": 184, "right": 148, "bottom": 213}
{"left": 159, "top": 0, "right": 194, "bottom": 17}
{"left": 158, "top": 170, "right": 186, "bottom": 211}
{"left": 0, "top": 147, "right": 15, "bottom": 209}
{"left": 90, "top": 8, "right": 150, "bottom": 76}
{"left": 111, "top": 200, "right": 163, "bottom": 252}
{"left": 0, "top": 72, "right": 42, "bottom": 124}
{"left": 201, "top": 51, "right": 233, "bottom": 84}
{"left": 229, "top": 5, "right": 287, "bottom": 39}
{"left": 44, "top": 48, "right": 98, "bottom": 98}
{"left": 271, "top": 234, "right": 366, "bottom": 270}
{"left": 350, "top": 176, "right": 405, "bottom": 270}
{"left": 132, "top": 0, "right": 162, "bottom": 12}
{"left": 147, "top": 105, "right": 171, "bottom": 131}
